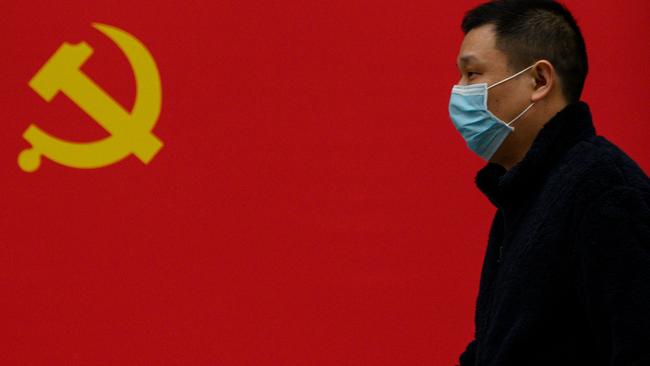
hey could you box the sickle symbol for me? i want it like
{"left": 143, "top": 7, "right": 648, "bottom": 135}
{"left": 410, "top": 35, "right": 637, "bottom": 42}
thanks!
{"left": 18, "top": 23, "right": 163, "bottom": 172}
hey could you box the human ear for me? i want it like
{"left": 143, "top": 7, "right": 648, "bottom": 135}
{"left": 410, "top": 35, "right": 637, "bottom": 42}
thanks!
{"left": 530, "top": 60, "right": 555, "bottom": 102}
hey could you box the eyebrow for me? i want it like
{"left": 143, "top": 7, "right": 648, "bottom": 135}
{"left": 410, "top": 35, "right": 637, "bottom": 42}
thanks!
{"left": 457, "top": 55, "right": 481, "bottom": 68}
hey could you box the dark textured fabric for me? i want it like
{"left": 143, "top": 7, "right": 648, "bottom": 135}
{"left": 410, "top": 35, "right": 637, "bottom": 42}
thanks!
{"left": 457, "top": 102, "right": 650, "bottom": 366}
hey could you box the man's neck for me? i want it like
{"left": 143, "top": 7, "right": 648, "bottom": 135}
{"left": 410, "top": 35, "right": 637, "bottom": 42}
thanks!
{"left": 490, "top": 130, "right": 538, "bottom": 170}
{"left": 490, "top": 101, "right": 568, "bottom": 171}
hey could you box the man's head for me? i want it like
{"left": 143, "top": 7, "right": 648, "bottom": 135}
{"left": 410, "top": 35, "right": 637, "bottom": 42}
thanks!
{"left": 460, "top": 0, "right": 588, "bottom": 103}
{"left": 453, "top": 0, "right": 588, "bottom": 168}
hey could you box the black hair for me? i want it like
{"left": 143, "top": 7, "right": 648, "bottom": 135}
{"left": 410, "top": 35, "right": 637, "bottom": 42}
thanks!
{"left": 461, "top": 0, "right": 588, "bottom": 103}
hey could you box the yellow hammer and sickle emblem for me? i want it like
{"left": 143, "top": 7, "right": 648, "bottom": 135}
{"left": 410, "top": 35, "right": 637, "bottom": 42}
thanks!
{"left": 18, "top": 23, "right": 163, "bottom": 173}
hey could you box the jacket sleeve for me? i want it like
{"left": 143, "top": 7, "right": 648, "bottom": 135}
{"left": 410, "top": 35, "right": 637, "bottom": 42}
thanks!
{"left": 457, "top": 339, "right": 477, "bottom": 366}
{"left": 574, "top": 186, "right": 650, "bottom": 366}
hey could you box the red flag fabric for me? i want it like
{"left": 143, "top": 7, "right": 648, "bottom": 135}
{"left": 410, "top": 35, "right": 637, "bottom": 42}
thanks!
{"left": 2, "top": 1, "right": 649, "bottom": 364}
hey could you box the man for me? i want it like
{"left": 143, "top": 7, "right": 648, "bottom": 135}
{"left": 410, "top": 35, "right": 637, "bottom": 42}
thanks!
{"left": 448, "top": 1, "right": 650, "bottom": 365}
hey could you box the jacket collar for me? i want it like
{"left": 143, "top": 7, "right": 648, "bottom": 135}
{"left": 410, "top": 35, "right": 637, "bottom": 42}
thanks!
{"left": 475, "top": 101, "right": 596, "bottom": 208}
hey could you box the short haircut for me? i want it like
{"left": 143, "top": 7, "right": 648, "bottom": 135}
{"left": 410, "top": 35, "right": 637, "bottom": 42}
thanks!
{"left": 461, "top": 0, "right": 588, "bottom": 103}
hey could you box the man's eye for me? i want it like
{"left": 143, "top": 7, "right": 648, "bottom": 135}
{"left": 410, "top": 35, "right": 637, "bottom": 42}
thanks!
{"left": 468, "top": 72, "right": 480, "bottom": 78}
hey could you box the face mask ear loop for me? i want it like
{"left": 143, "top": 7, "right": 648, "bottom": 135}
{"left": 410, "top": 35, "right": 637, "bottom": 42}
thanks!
{"left": 487, "top": 64, "right": 535, "bottom": 90}
{"left": 506, "top": 103, "right": 535, "bottom": 127}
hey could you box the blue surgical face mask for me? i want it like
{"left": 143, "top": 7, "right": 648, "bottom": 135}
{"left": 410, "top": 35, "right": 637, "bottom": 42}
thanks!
{"left": 448, "top": 65, "right": 536, "bottom": 160}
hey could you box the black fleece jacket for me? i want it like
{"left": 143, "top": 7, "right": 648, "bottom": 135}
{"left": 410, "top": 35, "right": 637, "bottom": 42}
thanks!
{"left": 457, "top": 102, "right": 650, "bottom": 366}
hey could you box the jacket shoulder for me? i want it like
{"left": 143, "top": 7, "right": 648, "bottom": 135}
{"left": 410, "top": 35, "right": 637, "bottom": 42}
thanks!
{"left": 587, "top": 136, "right": 650, "bottom": 188}
{"left": 562, "top": 135, "right": 650, "bottom": 204}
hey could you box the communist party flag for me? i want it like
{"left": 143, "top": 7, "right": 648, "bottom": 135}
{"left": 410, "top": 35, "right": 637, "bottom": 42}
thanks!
{"left": 2, "top": 1, "right": 649, "bottom": 365}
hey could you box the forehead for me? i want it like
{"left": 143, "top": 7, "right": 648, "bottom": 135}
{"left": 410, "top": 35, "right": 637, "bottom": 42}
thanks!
{"left": 457, "top": 24, "right": 508, "bottom": 68}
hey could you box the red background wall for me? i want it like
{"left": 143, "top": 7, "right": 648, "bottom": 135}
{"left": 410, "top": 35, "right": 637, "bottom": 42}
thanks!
{"left": 2, "top": 1, "right": 649, "bottom": 364}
